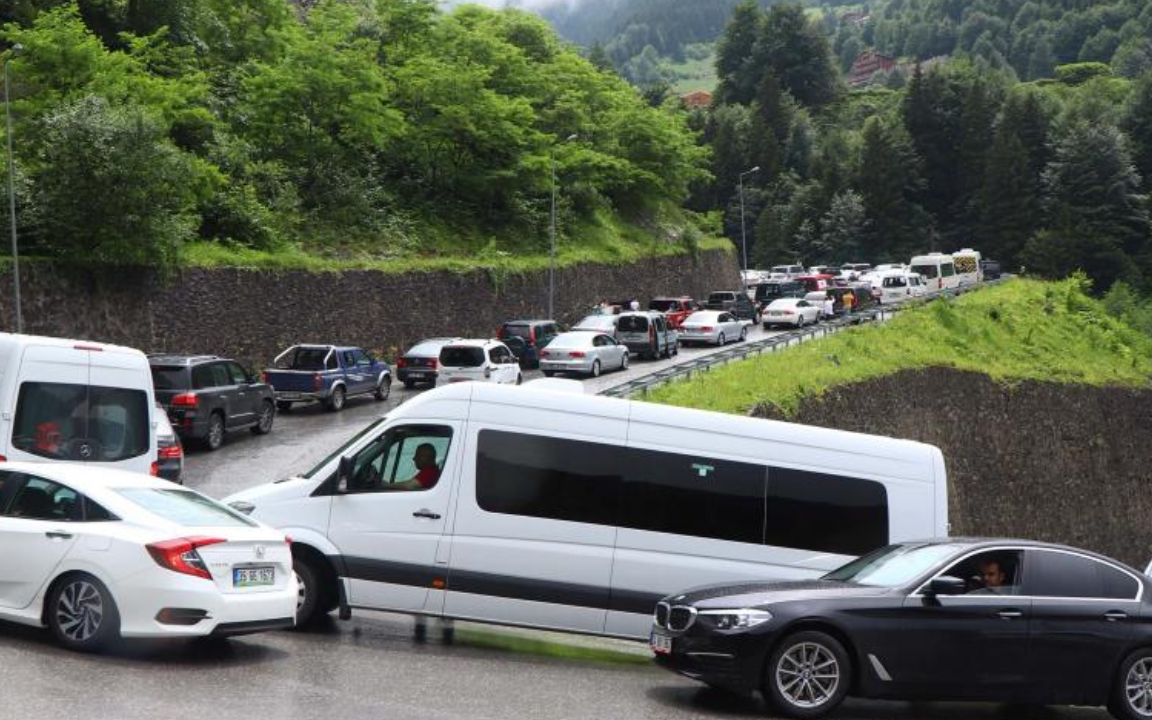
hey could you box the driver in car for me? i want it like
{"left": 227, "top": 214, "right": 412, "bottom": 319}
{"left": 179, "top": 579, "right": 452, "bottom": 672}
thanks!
{"left": 385, "top": 443, "right": 441, "bottom": 491}
{"left": 971, "top": 558, "right": 1010, "bottom": 594}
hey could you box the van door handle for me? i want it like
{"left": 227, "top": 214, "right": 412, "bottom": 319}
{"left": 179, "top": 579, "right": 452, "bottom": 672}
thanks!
{"left": 996, "top": 609, "right": 1024, "bottom": 620}
{"left": 1105, "top": 611, "right": 1129, "bottom": 622}
{"left": 413, "top": 510, "right": 441, "bottom": 520}
{"left": 45, "top": 530, "right": 73, "bottom": 540}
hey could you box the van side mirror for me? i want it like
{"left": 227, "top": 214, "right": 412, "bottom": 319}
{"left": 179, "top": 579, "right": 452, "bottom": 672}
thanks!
{"left": 924, "top": 576, "right": 965, "bottom": 598}
{"left": 336, "top": 456, "right": 353, "bottom": 494}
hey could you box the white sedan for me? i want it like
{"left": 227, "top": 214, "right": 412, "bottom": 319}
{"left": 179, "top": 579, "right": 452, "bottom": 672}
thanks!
{"left": 539, "top": 332, "right": 628, "bottom": 377}
{"left": 0, "top": 462, "right": 296, "bottom": 652}
{"left": 763, "top": 298, "right": 822, "bottom": 327}
{"left": 679, "top": 311, "right": 747, "bottom": 346}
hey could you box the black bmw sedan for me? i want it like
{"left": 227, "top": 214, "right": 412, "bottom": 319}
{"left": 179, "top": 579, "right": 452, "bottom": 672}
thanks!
{"left": 651, "top": 539, "right": 1152, "bottom": 720}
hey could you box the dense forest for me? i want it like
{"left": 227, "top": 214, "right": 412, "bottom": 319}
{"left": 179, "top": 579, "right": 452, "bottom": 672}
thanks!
{"left": 0, "top": 0, "right": 707, "bottom": 268}
{"left": 696, "top": 0, "right": 1152, "bottom": 293}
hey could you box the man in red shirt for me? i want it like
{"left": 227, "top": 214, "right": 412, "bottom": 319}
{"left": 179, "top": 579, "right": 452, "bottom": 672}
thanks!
{"left": 386, "top": 443, "right": 441, "bottom": 491}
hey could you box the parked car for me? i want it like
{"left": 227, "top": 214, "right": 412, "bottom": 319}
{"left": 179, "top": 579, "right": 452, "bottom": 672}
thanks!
{"left": 770, "top": 264, "right": 806, "bottom": 278}
{"left": 617, "top": 311, "right": 679, "bottom": 359}
{"left": 679, "top": 310, "right": 747, "bottom": 346}
{"left": 764, "top": 298, "right": 822, "bottom": 327}
{"left": 849, "top": 282, "right": 879, "bottom": 311}
{"left": 808, "top": 265, "right": 842, "bottom": 277}
{"left": 651, "top": 538, "right": 1152, "bottom": 720}
{"left": 572, "top": 314, "right": 620, "bottom": 339}
{"left": 151, "top": 355, "right": 275, "bottom": 451}
{"left": 437, "top": 340, "right": 522, "bottom": 385}
{"left": 225, "top": 382, "right": 945, "bottom": 638}
{"left": 795, "top": 274, "right": 836, "bottom": 293}
{"left": 497, "top": 320, "right": 559, "bottom": 369}
{"left": 648, "top": 297, "right": 696, "bottom": 329}
{"left": 0, "top": 462, "right": 295, "bottom": 652}
{"left": 704, "top": 291, "right": 761, "bottom": 323}
{"left": 880, "top": 271, "right": 928, "bottom": 304}
{"left": 154, "top": 407, "right": 183, "bottom": 484}
{"left": 981, "top": 258, "right": 1003, "bottom": 280}
{"left": 840, "top": 262, "right": 872, "bottom": 280}
{"left": 540, "top": 332, "right": 628, "bottom": 378}
{"left": 397, "top": 337, "right": 459, "bottom": 389}
{"left": 0, "top": 334, "right": 156, "bottom": 475}
{"left": 755, "top": 280, "right": 805, "bottom": 310}
{"left": 264, "top": 345, "right": 391, "bottom": 413}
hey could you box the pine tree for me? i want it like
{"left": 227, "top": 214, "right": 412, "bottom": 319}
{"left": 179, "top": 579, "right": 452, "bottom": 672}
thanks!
{"left": 953, "top": 77, "right": 999, "bottom": 245}
{"left": 857, "top": 117, "right": 926, "bottom": 260}
{"left": 979, "top": 119, "right": 1039, "bottom": 268}
{"left": 587, "top": 42, "right": 615, "bottom": 74}
{"left": 819, "top": 190, "right": 869, "bottom": 261}
{"left": 715, "top": 0, "right": 764, "bottom": 105}
{"left": 1124, "top": 72, "right": 1152, "bottom": 191}
{"left": 902, "top": 64, "right": 964, "bottom": 231}
{"left": 754, "top": 4, "right": 841, "bottom": 108}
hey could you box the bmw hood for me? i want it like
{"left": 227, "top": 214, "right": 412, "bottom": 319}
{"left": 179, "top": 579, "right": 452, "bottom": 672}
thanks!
{"left": 665, "top": 580, "right": 892, "bottom": 609}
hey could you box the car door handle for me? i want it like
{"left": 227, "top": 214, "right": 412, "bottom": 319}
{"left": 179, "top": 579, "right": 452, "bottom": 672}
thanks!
{"left": 45, "top": 530, "right": 73, "bottom": 540}
{"left": 1105, "top": 611, "right": 1129, "bottom": 622}
{"left": 997, "top": 609, "right": 1024, "bottom": 620}
{"left": 413, "top": 510, "right": 441, "bottom": 520}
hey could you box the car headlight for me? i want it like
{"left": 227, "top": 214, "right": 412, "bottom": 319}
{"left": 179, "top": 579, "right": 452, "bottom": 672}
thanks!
{"left": 697, "top": 608, "right": 773, "bottom": 631}
{"left": 228, "top": 500, "right": 256, "bottom": 516}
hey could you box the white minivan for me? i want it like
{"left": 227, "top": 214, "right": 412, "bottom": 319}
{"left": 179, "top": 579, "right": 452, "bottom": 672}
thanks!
{"left": 0, "top": 334, "right": 157, "bottom": 475}
{"left": 226, "top": 383, "right": 948, "bottom": 640}
{"left": 909, "top": 253, "right": 960, "bottom": 292}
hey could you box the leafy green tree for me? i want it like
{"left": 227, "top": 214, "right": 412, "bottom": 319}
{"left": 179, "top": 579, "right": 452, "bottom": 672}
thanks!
{"left": 1124, "top": 72, "right": 1152, "bottom": 187}
{"left": 901, "top": 64, "right": 963, "bottom": 230}
{"left": 754, "top": 3, "right": 841, "bottom": 108}
{"left": 715, "top": 0, "right": 763, "bottom": 105}
{"left": 857, "top": 116, "right": 926, "bottom": 260}
{"left": 818, "top": 190, "right": 868, "bottom": 261}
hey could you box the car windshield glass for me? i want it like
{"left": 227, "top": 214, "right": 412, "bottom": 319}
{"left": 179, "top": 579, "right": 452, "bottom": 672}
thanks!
{"left": 117, "top": 488, "right": 256, "bottom": 527}
{"left": 440, "top": 346, "right": 486, "bottom": 367}
{"left": 303, "top": 418, "right": 386, "bottom": 479}
{"left": 823, "top": 543, "right": 963, "bottom": 587}
{"left": 277, "top": 347, "right": 328, "bottom": 370}
{"left": 648, "top": 300, "right": 677, "bottom": 312}
{"left": 150, "top": 367, "right": 188, "bottom": 390}
{"left": 502, "top": 325, "right": 532, "bottom": 339}
{"left": 911, "top": 264, "right": 938, "bottom": 279}
{"left": 618, "top": 316, "right": 649, "bottom": 332}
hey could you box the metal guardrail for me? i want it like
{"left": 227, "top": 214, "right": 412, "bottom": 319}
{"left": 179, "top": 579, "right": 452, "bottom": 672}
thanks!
{"left": 600, "top": 278, "right": 1009, "bottom": 399}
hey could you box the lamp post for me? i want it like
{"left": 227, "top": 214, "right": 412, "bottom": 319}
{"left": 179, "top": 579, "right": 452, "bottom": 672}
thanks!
{"left": 3, "top": 43, "right": 22, "bottom": 334}
{"left": 549, "top": 133, "right": 578, "bottom": 320}
{"left": 738, "top": 166, "right": 760, "bottom": 277}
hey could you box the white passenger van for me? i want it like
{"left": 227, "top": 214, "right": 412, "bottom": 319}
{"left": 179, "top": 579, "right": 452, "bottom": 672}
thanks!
{"left": 909, "top": 252, "right": 960, "bottom": 292}
{"left": 951, "top": 248, "right": 983, "bottom": 286}
{"left": 226, "top": 383, "right": 948, "bottom": 640}
{"left": 0, "top": 334, "right": 157, "bottom": 475}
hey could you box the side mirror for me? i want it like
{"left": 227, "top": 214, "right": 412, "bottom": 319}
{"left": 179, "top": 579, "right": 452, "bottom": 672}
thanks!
{"left": 336, "top": 456, "right": 353, "bottom": 494}
{"left": 924, "top": 575, "right": 966, "bottom": 598}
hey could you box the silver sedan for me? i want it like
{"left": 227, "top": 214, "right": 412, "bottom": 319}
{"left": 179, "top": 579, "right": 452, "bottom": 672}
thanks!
{"left": 539, "top": 332, "right": 629, "bottom": 378}
{"left": 678, "top": 311, "right": 747, "bottom": 346}
{"left": 763, "top": 298, "right": 822, "bottom": 327}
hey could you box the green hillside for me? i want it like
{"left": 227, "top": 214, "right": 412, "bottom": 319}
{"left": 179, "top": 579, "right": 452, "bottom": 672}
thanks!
{"left": 647, "top": 279, "right": 1152, "bottom": 416}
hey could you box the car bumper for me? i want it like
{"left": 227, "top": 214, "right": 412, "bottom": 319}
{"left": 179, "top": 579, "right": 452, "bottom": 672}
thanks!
{"left": 651, "top": 628, "right": 766, "bottom": 693}
{"left": 170, "top": 413, "right": 210, "bottom": 440}
{"left": 116, "top": 570, "right": 298, "bottom": 638}
{"left": 156, "top": 458, "right": 183, "bottom": 484}
{"left": 398, "top": 368, "right": 438, "bottom": 383}
{"left": 540, "top": 358, "right": 594, "bottom": 374}
{"left": 273, "top": 391, "right": 324, "bottom": 403}
{"left": 679, "top": 332, "right": 719, "bottom": 344}
{"left": 763, "top": 316, "right": 801, "bottom": 326}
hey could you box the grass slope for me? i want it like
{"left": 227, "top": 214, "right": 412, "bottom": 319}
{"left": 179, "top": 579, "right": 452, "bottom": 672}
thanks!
{"left": 647, "top": 278, "right": 1152, "bottom": 416}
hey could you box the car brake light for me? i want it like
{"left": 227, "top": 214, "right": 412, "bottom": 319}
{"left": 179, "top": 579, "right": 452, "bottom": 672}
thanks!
{"left": 73, "top": 344, "right": 103, "bottom": 352}
{"left": 700, "top": 326, "right": 714, "bottom": 332}
{"left": 783, "top": 310, "right": 794, "bottom": 315}
{"left": 260, "top": 371, "right": 269, "bottom": 384}
{"left": 146, "top": 537, "right": 226, "bottom": 580}
{"left": 0, "top": 454, "right": 6, "bottom": 462}
{"left": 171, "top": 393, "right": 198, "bottom": 407}
{"left": 397, "top": 357, "right": 408, "bottom": 368}
{"left": 150, "top": 462, "right": 160, "bottom": 476}
{"left": 159, "top": 444, "right": 183, "bottom": 460}
{"left": 431, "top": 359, "right": 439, "bottom": 369}
{"left": 311, "top": 372, "right": 322, "bottom": 391}
{"left": 569, "top": 351, "right": 586, "bottom": 358}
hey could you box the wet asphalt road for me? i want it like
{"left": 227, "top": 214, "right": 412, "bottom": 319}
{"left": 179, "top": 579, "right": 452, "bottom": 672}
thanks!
{"left": 0, "top": 318, "right": 1112, "bottom": 720}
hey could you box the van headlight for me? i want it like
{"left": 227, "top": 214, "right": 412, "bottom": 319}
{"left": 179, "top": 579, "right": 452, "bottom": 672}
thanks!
{"left": 697, "top": 608, "right": 773, "bottom": 631}
{"left": 228, "top": 500, "right": 256, "bottom": 516}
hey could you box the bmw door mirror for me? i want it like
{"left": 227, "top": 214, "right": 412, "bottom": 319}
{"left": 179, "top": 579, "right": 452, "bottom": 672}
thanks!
{"left": 925, "top": 575, "right": 966, "bottom": 598}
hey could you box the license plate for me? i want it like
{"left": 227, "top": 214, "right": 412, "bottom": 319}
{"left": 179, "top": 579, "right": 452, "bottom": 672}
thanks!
{"left": 408, "top": 372, "right": 426, "bottom": 378}
{"left": 279, "top": 392, "right": 301, "bottom": 400}
{"left": 771, "top": 312, "right": 783, "bottom": 316}
{"left": 650, "top": 630, "right": 673, "bottom": 655}
{"left": 233, "top": 566, "right": 275, "bottom": 587}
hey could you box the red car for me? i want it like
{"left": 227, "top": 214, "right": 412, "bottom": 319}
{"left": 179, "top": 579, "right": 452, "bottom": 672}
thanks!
{"left": 795, "top": 274, "right": 837, "bottom": 293}
{"left": 648, "top": 297, "right": 696, "bottom": 329}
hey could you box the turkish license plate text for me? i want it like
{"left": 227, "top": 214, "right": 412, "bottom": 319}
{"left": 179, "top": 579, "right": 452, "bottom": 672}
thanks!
{"left": 650, "top": 631, "right": 672, "bottom": 655}
{"left": 279, "top": 393, "right": 301, "bottom": 400}
{"left": 234, "top": 566, "right": 275, "bottom": 587}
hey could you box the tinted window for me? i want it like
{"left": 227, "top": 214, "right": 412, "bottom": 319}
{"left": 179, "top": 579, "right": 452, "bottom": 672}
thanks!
{"left": 210, "top": 363, "right": 232, "bottom": 387}
{"left": 228, "top": 363, "right": 249, "bottom": 384}
{"left": 503, "top": 324, "right": 532, "bottom": 339}
{"left": 765, "top": 467, "right": 888, "bottom": 556}
{"left": 649, "top": 300, "right": 677, "bottom": 312}
{"left": 1027, "top": 550, "right": 1139, "bottom": 599}
{"left": 440, "top": 346, "right": 485, "bottom": 367}
{"left": 191, "top": 365, "right": 214, "bottom": 389}
{"left": 882, "top": 277, "right": 907, "bottom": 288}
{"left": 12, "top": 382, "right": 150, "bottom": 462}
{"left": 941, "top": 263, "right": 956, "bottom": 277}
{"left": 2, "top": 475, "right": 81, "bottom": 520}
{"left": 618, "top": 316, "right": 649, "bottom": 333}
{"left": 476, "top": 430, "right": 622, "bottom": 526}
{"left": 151, "top": 366, "right": 189, "bottom": 391}
{"left": 277, "top": 347, "right": 328, "bottom": 371}
{"left": 117, "top": 488, "right": 256, "bottom": 527}
{"left": 621, "top": 448, "right": 765, "bottom": 544}
{"left": 911, "top": 264, "right": 939, "bottom": 279}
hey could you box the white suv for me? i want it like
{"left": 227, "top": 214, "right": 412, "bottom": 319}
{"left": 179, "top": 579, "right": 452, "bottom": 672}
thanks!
{"left": 436, "top": 340, "right": 522, "bottom": 386}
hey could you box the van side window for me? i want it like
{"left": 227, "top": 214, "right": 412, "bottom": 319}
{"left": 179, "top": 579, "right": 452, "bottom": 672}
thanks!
{"left": 346, "top": 425, "right": 452, "bottom": 493}
{"left": 941, "top": 263, "right": 956, "bottom": 277}
{"left": 12, "top": 382, "right": 150, "bottom": 463}
{"left": 766, "top": 467, "right": 888, "bottom": 555}
{"left": 476, "top": 430, "right": 622, "bottom": 526}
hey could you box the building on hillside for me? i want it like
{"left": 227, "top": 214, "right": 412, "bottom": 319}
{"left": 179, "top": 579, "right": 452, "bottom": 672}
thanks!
{"left": 681, "top": 90, "right": 713, "bottom": 110}
{"left": 848, "top": 51, "right": 897, "bottom": 88}
{"left": 841, "top": 11, "right": 870, "bottom": 27}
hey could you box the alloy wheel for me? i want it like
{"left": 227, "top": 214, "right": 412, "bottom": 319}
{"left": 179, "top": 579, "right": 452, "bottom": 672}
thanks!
{"left": 56, "top": 580, "right": 104, "bottom": 644}
{"left": 1126, "top": 658, "right": 1152, "bottom": 716}
{"left": 775, "top": 641, "right": 840, "bottom": 710}
{"left": 295, "top": 572, "right": 308, "bottom": 613}
{"left": 207, "top": 415, "right": 224, "bottom": 450}
{"left": 256, "top": 403, "right": 274, "bottom": 434}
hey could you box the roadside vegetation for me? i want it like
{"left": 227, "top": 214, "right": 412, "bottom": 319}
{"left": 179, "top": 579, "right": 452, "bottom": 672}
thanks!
{"left": 647, "top": 278, "right": 1152, "bottom": 417}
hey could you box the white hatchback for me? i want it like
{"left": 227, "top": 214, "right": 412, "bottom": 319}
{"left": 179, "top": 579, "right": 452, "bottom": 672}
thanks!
{"left": 0, "top": 463, "right": 296, "bottom": 652}
{"left": 436, "top": 340, "right": 522, "bottom": 386}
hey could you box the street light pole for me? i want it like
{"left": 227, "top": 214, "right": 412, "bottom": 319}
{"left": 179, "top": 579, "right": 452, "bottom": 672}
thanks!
{"left": 738, "top": 166, "right": 760, "bottom": 276}
{"left": 3, "top": 44, "right": 22, "bottom": 335}
{"left": 548, "top": 133, "right": 578, "bottom": 320}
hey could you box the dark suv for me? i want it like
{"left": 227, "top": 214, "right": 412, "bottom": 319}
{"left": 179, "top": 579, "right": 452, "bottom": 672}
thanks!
{"left": 704, "top": 291, "right": 761, "bottom": 323}
{"left": 149, "top": 355, "right": 276, "bottom": 451}
{"left": 497, "top": 320, "right": 559, "bottom": 368}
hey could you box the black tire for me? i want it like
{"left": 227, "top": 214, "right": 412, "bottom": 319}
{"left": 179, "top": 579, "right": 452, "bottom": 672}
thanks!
{"left": 374, "top": 378, "right": 391, "bottom": 401}
{"left": 621, "top": 353, "right": 629, "bottom": 371}
{"left": 1110, "top": 647, "right": 1152, "bottom": 720}
{"left": 293, "top": 556, "right": 329, "bottom": 627}
{"left": 591, "top": 360, "right": 601, "bottom": 378}
{"left": 204, "top": 412, "right": 225, "bottom": 451}
{"left": 277, "top": 401, "right": 293, "bottom": 413}
{"left": 740, "top": 327, "right": 748, "bottom": 341}
{"left": 48, "top": 574, "right": 120, "bottom": 653}
{"left": 251, "top": 400, "right": 274, "bottom": 435}
{"left": 672, "top": 344, "right": 679, "bottom": 356}
{"left": 325, "top": 386, "right": 346, "bottom": 412}
{"left": 764, "top": 631, "right": 851, "bottom": 719}
{"left": 403, "top": 380, "right": 417, "bottom": 390}
{"left": 515, "top": 373, "right": 523, "bottom": 385}
{"left": 718, "top": 332, "right": 726, "bottom": 345}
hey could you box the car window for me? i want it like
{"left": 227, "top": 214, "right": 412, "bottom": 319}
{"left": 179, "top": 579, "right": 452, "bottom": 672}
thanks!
{"left": 440, "top": 346, "right": 485, "bottom": 367}
{"left": 2, "top": 474, "right": 82, "bottom": 521}
{"left": 1025, "top": 550, "right": 1140, "bottom": 599}
{"left": 936, "top": 550, "right": 1024, "bottom": 596}
{"left": 277, "top": 347, "right": 329, "bottom": 371}
{"left": 151, "top": 366, "right": 189, "bottom": 391}
{"left": 353, "top": 350, "right": 374, "bottom": 368}
{"left": 797, "top": 300, "right": 808, "bottom": 307}
{"left": 12, "top": 382, "right": 150, "bottom": 463}
{"left": 503, "top": 325, "right": 532, "bottom": 339}
{"left": 824, "top": 543, "right": 963, "bottom": 587}
{"left": 210, "top": 363, "right": 232, "bottom": 387}
{"left": 618, "top": 316, "right": 649, "bottom": 333}
{"left": 942, "top": 263, "right": 956, "bottom": 277}
{"left": 228, "top": 363, "right": 249, "bottom": 385}
{"left": 345, "top": 425, "right": 453, "bottom": 493}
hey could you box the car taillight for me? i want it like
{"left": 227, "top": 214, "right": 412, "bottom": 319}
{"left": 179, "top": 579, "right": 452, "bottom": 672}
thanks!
{"left": 569, "top": 351, "right": 586, "bottom": 358}
{"left": 783, "top": 310, "right": 794, "bottom": 315}
{"left": 311, "top": 372, "right": 322, "bottom": 391}
{"left": 159, "top": 444, "right": 183, "bottom": 460}
{"left": 260, "top": 371, "right": 269, "bottom": 384}
{"left": 397, "top": 357, "right": 408, "bottom": 368}
{"left": 150, "top": 462, "right": 160, "bottom": 476}
{"left": 431, "top": 359, "right": 440, "bottom": 369}
{"left": 146, "top": 537, "right": 226, "bottom": 580}
{"left": 700, "top": 326, "right": 714, "bottom": 332}
{"left": 171, "top": 393, "right": 198, "bottom": 407}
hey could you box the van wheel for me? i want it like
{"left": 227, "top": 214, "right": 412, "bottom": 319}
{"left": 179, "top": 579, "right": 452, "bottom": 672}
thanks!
{"left": 277, "top": 401, "right": 293, "bottom": 413}
{"left": 251, "top": 401, "right": 274, "bottom": 435}
{"left": 48, "top": 574, "right": 120, "bottom": 653}
{"left": 293, "top": 556, "right": 330, "bottom": 627}
{"left": 765, "top": 631, "right": 850, "bottom": 719}
{"left": 205, "top": 412, "right": 225, "bottom": 451}
{"left": 591, "top": 360, "right": 601, "bottom": 378}
{"left": 374, "top": 378, "right": 391, "bottom": 401}
{"left": 326, "top": 386, "right": 346, "bottom": 412}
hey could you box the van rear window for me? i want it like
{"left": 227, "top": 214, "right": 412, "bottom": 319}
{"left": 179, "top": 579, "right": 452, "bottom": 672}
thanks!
{"left": 12, "top": 382, "right": 150, "bottom": 463}
{"left": 618, "top": 316, "right": 649, "bottom": 333}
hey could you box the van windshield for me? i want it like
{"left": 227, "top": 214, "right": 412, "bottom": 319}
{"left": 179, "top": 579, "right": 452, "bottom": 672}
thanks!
{"left": 12, "top": 382, "right": 150, "bottom": 462}
{"left": 618, "top": 316, "right": 650, "bottom": 333}
{"left": 648, "top": 300, "right": 679, "bottom": 312}
{"left": 910, "top": 264, "right": 938, "bottom": 279}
